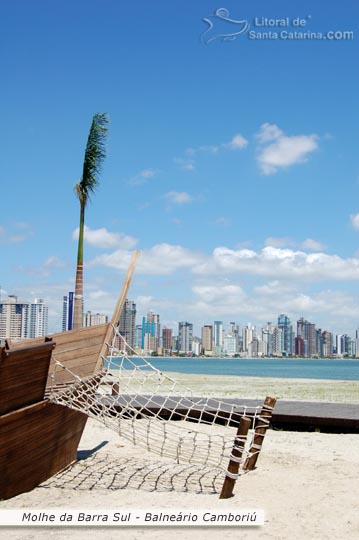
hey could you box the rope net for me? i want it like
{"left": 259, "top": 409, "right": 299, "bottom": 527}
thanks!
{"left": 48, "top": 326, "right": 273, "bottom": 479}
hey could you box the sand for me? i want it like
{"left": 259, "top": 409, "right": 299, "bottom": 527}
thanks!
{"left": 164, "top": 372, "right": 359, "bottom": 403}
{"left": 1, "top": 376, "right": 359, "bottom": 539}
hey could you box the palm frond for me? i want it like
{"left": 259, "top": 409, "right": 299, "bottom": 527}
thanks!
{"left": 77, "top": 112, "right": 109, "bottom": 206}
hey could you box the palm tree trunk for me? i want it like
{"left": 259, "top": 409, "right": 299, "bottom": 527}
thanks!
{"left": 73, "top": 202, "right": 85, "bottom": 329}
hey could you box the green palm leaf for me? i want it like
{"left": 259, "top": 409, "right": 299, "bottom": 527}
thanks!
{"left": 75, "top": 112, "right": 109, "bottom": 207}
{"left": 73, "top": 113, "right": 109, "bottom": 330}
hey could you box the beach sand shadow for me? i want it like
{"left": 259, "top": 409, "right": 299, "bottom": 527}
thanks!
{"left": 40, "top": 452, "right": 228, "bottom": 495}
{"left": 77, "top": 441, "right": 109, "bottom": 460}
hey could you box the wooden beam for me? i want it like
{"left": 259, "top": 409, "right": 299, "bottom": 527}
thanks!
{"left": 219, "top": 415, "right": 251, "bottom": 499}
{"left": 95, "top": 250, "right": 140, "bottom": 372}
{"left": 243, "top": 395, "right": 276, "bottom": 471}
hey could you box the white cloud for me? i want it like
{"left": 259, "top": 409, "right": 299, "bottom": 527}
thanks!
{"left": 90, "top": 243, "right": 206, "bottom": 275}
{"left": 186, "top": 133, "right": 248, "bottom": 156}
{"left": 256, "top": 123, "right": 283, "bottom": 143}
{"left": 192, "top": 284, "right": 245, "bottom": 305}
{"left": 265, "top": 237, "right": 326, "bottom": 251}
{"left": 301, "top": 238, "right": 326, "bottom": 251}
{"left": 44, "top": 256, "right": 67, "bottom": 268}
{"left": 89, "top": 239, "right": 359, "bottom": 283}
{"left": 187, "top": 277, "right": 359, "bottom": 334}
{"left": 128, "top": 168, "right": 160, "bottom": 186}
{"left": 226, "top": 133, "right": 249, "bottom": 150}
{"left": 72, "top": 226, "right": 138, "bottom": 249}
{"left": 256, "top": 123, "right": 319, "bottom": 174}
{"left": 186, "top": 144, "right": 219, "bottom": 155}
{"left": 162, "top": 191, "right": 193, "bottom": 204}
{"left": 255, "top": 287, "right": 359, "bottom": 323}
{"left": 88, "top": 289, "right": 110, "bottom": 301}
{"left": 350, "top": 213, "right": 359, "bottom": 230}
{"left": 253, "top": 280, "right": 298, "bottom": 296}
{"left": 213, "top": 216, "right": 231, "bottom": 227}
{"left": 174, "top": 157, "right": 195, "bottom": 171}
{"left": 194, "top": 246, "right": 359, "bottom": 281}
{"left": 265, "top": 236, "right": 294, "bottom": 248}
{"left": 0, "top": 223, "right": 33, "bottom": 244}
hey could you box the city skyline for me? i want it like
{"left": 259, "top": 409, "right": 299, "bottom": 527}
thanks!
{"left": 2, "top": 291, "right": 358, "bottom": 357}
{"left": 1, "top": 1, "right": 358, "bottom": 337}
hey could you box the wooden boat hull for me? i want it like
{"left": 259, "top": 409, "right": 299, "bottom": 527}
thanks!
{"left": 0, "top": 251, "right": 140, "bottom": 500}
{"left": 0, "top": 340, "right": 55, "bottom": 415}
{"left": 0, "top": 400, "right": 87, "bottom": 500}
{"left": 8, "top": 323, "right": 110, "bottom": 385}
{"left": 0, "top": 340, "right": 89, "bottom": 501}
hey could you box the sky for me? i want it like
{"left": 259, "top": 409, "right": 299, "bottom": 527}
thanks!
{"left": 0, "top": 0, "right": 358, "bottom": 336}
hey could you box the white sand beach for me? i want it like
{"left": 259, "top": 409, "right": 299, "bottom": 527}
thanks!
{"left": 1, "top": 376, "right": 359, "bottom": 539}
{"left": 165, "top": 372, "right": 359, "bottom": 403}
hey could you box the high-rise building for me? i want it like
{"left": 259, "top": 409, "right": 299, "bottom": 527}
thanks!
{"left": 213, "top": 321, "right": 223, "bottom": 353}
{"left": 162, "top": 327, "right": 173, "bottom": 352}
{"left": 192, "top": 336, "right": 201, "bottom": 356}
{"left": 297, "top": 317, "right": 317, "bottom": 356}
{"left": 118, "top": 299, "right": 137, "bottom": 351}
{"left": 355, "top": 329, "right": 359, "bottom": 357}
{"left": 83, "top": 311, "right": 108, "bottom": 327}
{"left": 62, "top": 292, "right": 74, "bottom": 331}
{"left": 0, "top": 295, "right": 30, "bottom": 341}
{"left": 316, "top": 328, "right": 324, "bottom": 357}
{"left": 271, "top": 326, "right": 281, "bottom": 356}
{"left": 322, "top": 331, "right": 333, "bottom": 357}
{"left": 243, "top": 323, "right": 255, "bottom": 353}
{"left": 201, "top": 325, "right": 213, "bottom": 354}
{"left": 29, "top": 299, "right": 48, "bottom": 338}
{"left": 223, "top": 334, "right": 237, "bottom": 356}
{"left": 229, "top": 322, "right": 241, "bottom": 352}
{"left": 135, "top": 324, "right": 143, "bottom": 348}
{"left": 295, "top": 335, "right": 305, "bottom": 356}
{"left": 178, "top": 321, "right": 193, "bottom": 353}
{"left": 277, "top": 314, "right": 293, "bottom": 355}
{"left": 338, "top": 334, "right": 354, "bottom": 357}
{"left": 262, "top": 323, "right": 273, "bottom": 356}
{"left": 142, "top": 311, "right": 160, "bottom": 351}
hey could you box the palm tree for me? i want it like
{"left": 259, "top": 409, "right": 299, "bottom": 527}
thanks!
{"left": 73, "top": 113, "right": 109, "bottom": 330}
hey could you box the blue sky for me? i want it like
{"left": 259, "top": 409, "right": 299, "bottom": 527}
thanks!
{"left": 1, "top": 0, "right": 358, "bottom": 336}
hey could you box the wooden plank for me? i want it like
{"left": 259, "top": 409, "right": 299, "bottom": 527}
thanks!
{"left": 108, "top": 396, "right": 359, "bottom": 433}
{"left": 0, "top": 401, "right": 88, "bottom": 500}
{"left": 51, "top": 342, "right": 104, "bottom": 363}
{"left": 0, "top": 341, "right": 55, "bottom": 415}
{"left": 48, "top": 360, "right": 99, "bottom": 383}
{"left": 50, "top": 324, "right": 109, "bottom": 345}
{"left": 96, "top": 250, "right": 140, "bottom": 372}
{"left": 7, "top": 325, "right": 109, "bottom": 383}
{"left": 243, "top": 396, "right": 276, "bottom": 471}
{"left": 9, "top": 324, "right": 109, "bottom": 350}
{"left": 219, "top": 416, "right": 251, "bottom": 499}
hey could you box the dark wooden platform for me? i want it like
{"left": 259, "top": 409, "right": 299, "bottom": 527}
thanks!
{"left": 99, "top": 394, "right": 359, "bottom": 433}
{"left": 271, "top": 400, "right": 359, "bottom": 433}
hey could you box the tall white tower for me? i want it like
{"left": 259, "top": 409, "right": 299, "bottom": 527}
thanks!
{"left": 0, "top": 295, "right": 30, "bottom": 341}
{"left": 29, "top": 299, "right": 49, "bottom": 338}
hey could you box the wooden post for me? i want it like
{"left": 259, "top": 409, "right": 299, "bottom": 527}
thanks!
{"left": 95, "top": 250, "right": 140, "bottom": 372}
{"left": 219, "top": 415, "right": 251, "bottom": 499}
{"left": 243, "top": 396, "right": 276, "bottom": 471}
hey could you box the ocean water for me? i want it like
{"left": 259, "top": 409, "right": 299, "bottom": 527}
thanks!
{"left": 107, "top": 356, "right": 359, "bottom": 381}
